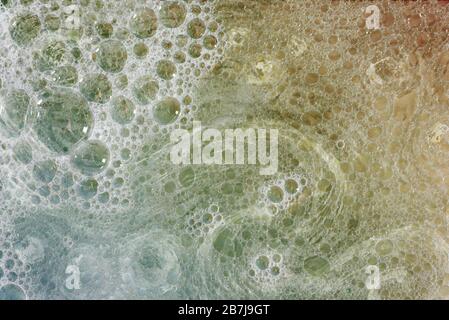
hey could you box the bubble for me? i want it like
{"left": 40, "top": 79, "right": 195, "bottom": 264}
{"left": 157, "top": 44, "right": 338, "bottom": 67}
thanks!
{"left": 111, "top": 96, "right": 135, "bottom": 125}
{"left": 113, "top": 177, "right": 124, "bottom": 188}
{"left": 0, "top": 89, "right": 30, "bottom": 137}
{"left": 256, "top": 255, "right": 269, "bottom": 270}
{"left": 164, "top": 181, "right": 175, "bottom": 193}
{"left": 49, "top": 194, "right": 60, "bottom": 204}
{"left": 153, "top": 97, "right": 180, "bottom": 125}
{"left": 221, "top": 182, "right": 233, "bottom": 194}
{"left": 159, "top": 1, "right": 186, "bottom": 28}
{"left": 133, "top": 43, "right": 149, "bottom": 59}
{"left": 267, "top": 186, "right": 283, "bottom": 203}
{"left": 52, "top": 65, "right": 78, "bottom": 86}
{"left": 156, "top": 59, "right": 176, "bottom": 80}
{"left": 302, "top": 111, "right": 322, "bottom": 126}
{"left": 120, "top": 128, "right": 129, "bottom": 138}
{"left": 61, "top": 172, "right": 74, "bottom": 188}
{"left": 120, "top": 148, "right": 131, "bottom": 160}
{"left": 203, "top": 35, "right": 217, "bottom": 50}
{"left": 187, "top": 18, "right": 205, "bottom": 39}
{"left": 303, "top": 256, "right": 330, "bottom": 277}
{"left": 98, "top": 192, "right": 109, "bottom": 203}
{"left": 1, "top": 0, "right": 13, "bottom": 7}
{"left": 95, "top": 40, "right": 128, "bottom": 73}
{"left": 208, "top": 21, "right": 218, "bottom": 32}
{"left": 213, "top": 228, "right": 242, "bottom": 258}
{"left": 71, "top": 140, "right": 110, "bottom": 176}
{"left": 0, "top": 284, "right": 26, "bottom": 300}
{"left": 96, "top": 22, "right": 113, "bottom": 38}
{"left": 130, "top": 8, "right": 158, "bottom": 39}
{"left": 179, "top": 167, "right": 194, "bottom": 187}
{"left": 124, "top": 234, "right": 181, "bottom": 296}
{"left": 13, "top": 141, "right": 33, "bottom": 164}
{"left": 33, "top": 160, "right": 57, "bottom": 183}
{"left": 77, "top": 178, "right": 98, "bottom": 199}
{"left": 31, "top": 195, "right": 40, "bottom": 204}
{"left": 375, "top": 240, "right": 393, "bottom": 256}
{"left": 202, "top": 213, "right": 213, "bottom": 224}
{"left": 188, "top": 43, "right": 202, "bottom": 58}
{"left": 38, "top": 185, "right": 50, "bottom": 197}
{"left": 34, "top": 41, "right": 66, "bottom": 71}
{"left": 80, "top": 73, "right": 112, "bottom": 104}
{"left": 273, "top": 254, "right": 281, "bottom": 263}
{"left": 173, "top": 51, "right": 186, "bottom": 63}
{"left": 44, "top": 14, "right": 60, "bottom": 31}
{"left": 116, "top": 74, "right": 128, "bottom": 90}
{"left": 7, "top": 272, "right": 17, "bottom": 282}
{"left": 285, "top": 179, "right": 299, "bottom": 194}
{"left": 176, "top": 34, "right": 188, "bottom": 47}
{"left": 5, "top": 259, "right": 14, "bottom": 270}
{"left": 35, "top": 88, "right": 93, "bottom": 154}
{"left": 133, "top": 76, "right": 159, "bottom": 105}
{"left": 162, "top": 40, "right": 173, "bottom": 50}
{"left": 305, "top": 73, "right": 319, "bottom": 85}
{"left": 71, "top": 47, "right": 82, "bottom": 61}
{"left": 9, "top": 13, "right": 41, "bottom": 46}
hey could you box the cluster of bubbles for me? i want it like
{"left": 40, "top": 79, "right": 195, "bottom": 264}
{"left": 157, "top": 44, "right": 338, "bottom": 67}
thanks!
{"left": 261, "top": 174, "right": 307, "bottom": 212}
{"left": 249, "top": 252, "right": 284, "bottom": 285}
{"left": 0, "top": 0, "right": 223, "bottom": 217}
{"left": 0, "top": 0, "right": 225, "bottom": 299}
{"left": 166, "top": 0, "right": 449, "bottom": 299}
{"left": 1, "top": 0, "right": 449, "bottom": 300}
{"left": 185, "top": 203, "right": 224, "bottom": 238}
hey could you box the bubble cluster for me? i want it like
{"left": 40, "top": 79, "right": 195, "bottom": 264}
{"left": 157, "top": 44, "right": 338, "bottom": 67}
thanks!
{"left": 1, "top": 0, "right": 449, "bottom": 300}
{"left": 0, "top": 0, "right": 224, "bottom": 299}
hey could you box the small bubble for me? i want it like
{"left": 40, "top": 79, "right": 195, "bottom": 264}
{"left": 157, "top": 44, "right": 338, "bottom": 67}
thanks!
{"left": 267, "top": 186, "right": 283, "bottom": 203}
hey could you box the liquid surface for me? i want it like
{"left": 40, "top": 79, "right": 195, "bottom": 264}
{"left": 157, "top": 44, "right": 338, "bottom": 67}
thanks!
{"left": 0, "top": 0, "right": 449, "bottom": 300}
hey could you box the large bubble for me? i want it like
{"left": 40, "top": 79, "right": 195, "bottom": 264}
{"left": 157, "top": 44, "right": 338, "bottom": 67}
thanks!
{"left": 153, "top": 97, "right": 180, "bottom": 125}
{"left": 34, "top": 88, "right": 93, "bottom": 154}
{"left": 160, "top": 2, "right": 186, "bottom": 28}
{"left": 9, "top": 13, "right": 41, "bottom": 46}
{"left": 71, "top": 140, "right": 110, "bottom": 176}
{"left": 0, "top": 284, "right": 26, "bottom": 300}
